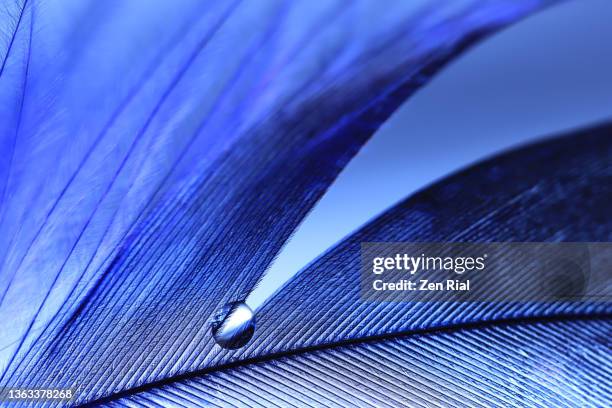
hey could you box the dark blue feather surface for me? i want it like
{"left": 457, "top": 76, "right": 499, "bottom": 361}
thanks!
{"left": 236, "top": 124, "right": 612, "bottom": 363}
{"left": 120, "top": 319, "right": 611, "bottom": 407}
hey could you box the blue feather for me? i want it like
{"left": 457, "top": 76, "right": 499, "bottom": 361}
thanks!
{"left": 0, "top": 0, "right": 574, "bottom": 406}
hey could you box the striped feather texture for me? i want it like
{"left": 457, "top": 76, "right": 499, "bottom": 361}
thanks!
{"left": 0, "top": 1, "right": 563, "bottom": 406}
{"left": 115, "top": 318, "right": 611, "bottom": 408}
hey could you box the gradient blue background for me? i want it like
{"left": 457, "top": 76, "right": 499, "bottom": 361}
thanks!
{"left": 248, "top": 0, "right": 612, "bottom": 308}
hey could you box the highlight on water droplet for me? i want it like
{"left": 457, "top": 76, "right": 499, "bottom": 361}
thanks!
{"left": 211, "top": 301, "right": 256, "bottom": 350}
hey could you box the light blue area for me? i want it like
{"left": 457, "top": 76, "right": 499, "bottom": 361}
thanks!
{"left": 247, "top": 0, "right": 612, "bottom": 309}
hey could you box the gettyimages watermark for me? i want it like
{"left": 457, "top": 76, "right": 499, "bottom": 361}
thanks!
{"left": 361, "top": 242, "right": 612, "bottom": 302}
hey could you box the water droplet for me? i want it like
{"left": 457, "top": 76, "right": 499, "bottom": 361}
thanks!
{"left": 211, "top": 302, "right": 255, "bottom": 349}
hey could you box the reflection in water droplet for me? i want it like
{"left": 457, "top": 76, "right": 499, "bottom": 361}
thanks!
{"left": 211, "top": 302, "right": 255, "bottom": 349}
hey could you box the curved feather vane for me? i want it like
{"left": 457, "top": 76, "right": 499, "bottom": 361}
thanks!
{"left": 88, "top": 123, "right": 612, "bottom": 407}
{"left": 0, "top": 0, "right": 564, "bottom": 405}
{"left": 115, "top": 319, "right": 612, "bottom": 407}
{"left": 234, "top": 123, "right": 612, "bottom": 365}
